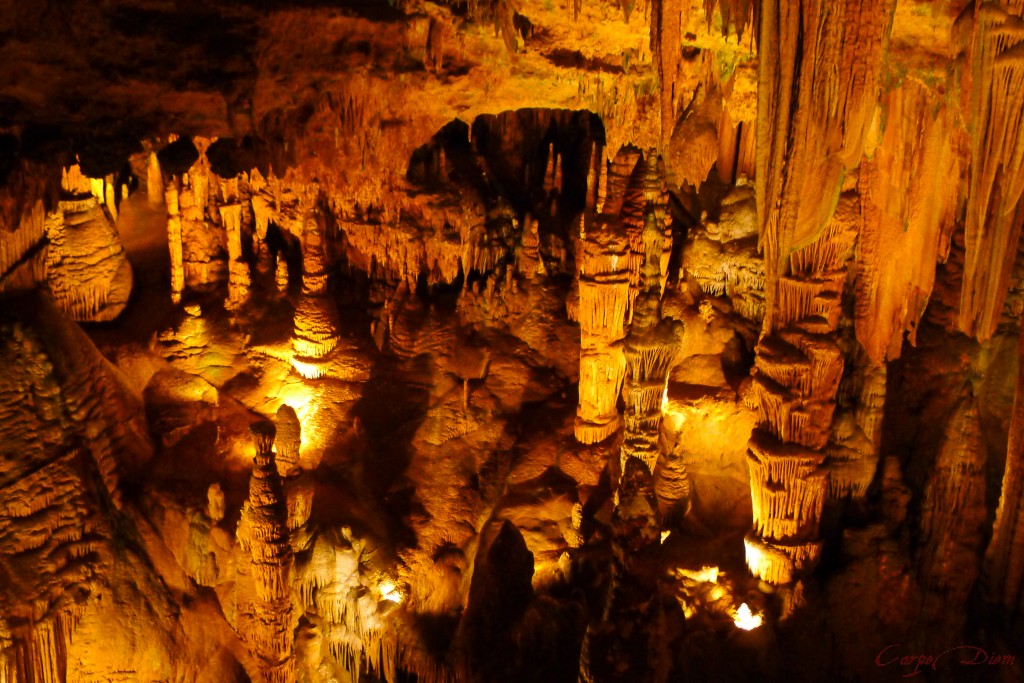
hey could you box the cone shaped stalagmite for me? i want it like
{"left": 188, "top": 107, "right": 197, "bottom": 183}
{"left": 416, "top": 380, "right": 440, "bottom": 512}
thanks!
{"left": 239, "top": 421, "right": 296, "bottom": 683}
{"left": 917, "top": 395, "right": 987, "bottom": 639}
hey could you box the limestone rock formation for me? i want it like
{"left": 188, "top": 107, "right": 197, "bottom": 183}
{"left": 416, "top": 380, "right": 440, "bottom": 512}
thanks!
{"left": 238, "top": 422, "right": 296, "bottom": 683}
{"left": 43, "top": 166, "right": 133, "bottom": 322}
{"left": 2, "top": 0, "right": 1024, "bottom": 680}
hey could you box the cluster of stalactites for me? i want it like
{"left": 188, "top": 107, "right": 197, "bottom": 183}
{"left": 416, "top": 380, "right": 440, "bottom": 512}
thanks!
{"left": 755, "top": 0, "right": 896, "bottom": 332}
{"left": 744, "top": 195, "right": 858, "bottom": 585}
{"left": 240, "top": 421, "right": 296, "bottom": 683}
{"left": 0, "top": 610, "right": 83, "bottom": 683}
{"left": 957, "top": 0, "right": 1024, "bottom": 341}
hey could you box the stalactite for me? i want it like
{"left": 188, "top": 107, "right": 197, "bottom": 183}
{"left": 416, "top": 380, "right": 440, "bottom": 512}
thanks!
{"left": 650, "top": 0, "right": 687, "bottom": 149}
{"left": 238, "top": 421, "right": 296, "bottom": 683}
{"left": 855, "top": 81, "right": 961, "bottom": 362}
{"left": 756, "top": 0, "right": 896, "bottom": 332}
{"left": 984, "top": 324, "right": 1024, "bottom": 616}
{"left": 166, "top": 181, "right": 185, "bottom": 304}
{"left": 0, "top": 200, "right": 46, "bottom": 290}
{"left": 958, "top": 0, "right": 1024, "bottom": 340}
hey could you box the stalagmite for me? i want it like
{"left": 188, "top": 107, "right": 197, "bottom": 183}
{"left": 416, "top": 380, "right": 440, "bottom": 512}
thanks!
{"left": 207, "top": 483, "right": 225, "bottom": 523}
{"left": 574, "top": 215, "right": 630, "bottom": 443}
{"left": 827, "top": 342, "right": 886, "bottom": 499}
{"left": 275, "top": 405, "right": 301, "bottom": 476}
{"left": 238, "top": 421, "right": 296, "bottom": 683}
{"left": 985, "top": 325, "right": 1024, "bottom": 616}
{"left": 276, "top": 252, "right": 290, "bottom": 293}
{"left": 574, "top": 147, "right": 675, "bottom": 444}
{"left": 166, "top": 182, "right": 185, "bottom": 304}
{"left": 515, "top": 213, "right": 545, "bottom": 279}
{"left": 619, "top": 163, "right": 679, "bottom": 477}
{"left": 221, "top": 203, "right": 250, "bottom": 309}
{"left": 292, "top": 194, "right": 342, "bottom": 378}
{"left": 45, "top": 166, "right": 133, "bottom": 321}
{"left": 917, "top": 395, "right": 987, "bottom": 637}
{"left": 147, "top": 152, "right": 163, "bottom": 204}
{"left": 744, "top": 195, "right": 859, "bottom": 584}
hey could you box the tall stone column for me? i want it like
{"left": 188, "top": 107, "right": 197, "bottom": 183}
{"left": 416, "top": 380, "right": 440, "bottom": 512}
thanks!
{"left": 147, "top": 152, "right": 163, "bottom": 204}
{"left": 166, "top": 182, "right": 184, "bottom": 304}
{"left": 239, "top": 421, "right": 295, "bottom": 683}
{"left": 221, "top": 203, "right": 250, "bottom": 309}
{"left": 746, "top": 0, "right": 895, "bottom": 586}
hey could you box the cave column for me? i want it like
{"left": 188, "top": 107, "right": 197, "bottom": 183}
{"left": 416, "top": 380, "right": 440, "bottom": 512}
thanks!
{"left": 166, "top": 182, "right": 184, "bottom": 304}
{"left": 575, "top": 228, "right": 630, "bottom": 443}
{"left": 746, "top": 0, "right": 895, "bottom": 586}
{"left": 147, "top": 152, "right": 163, "bottom": 204}
{"left": 221, "top": 203, "right": 250, "bottom": 309}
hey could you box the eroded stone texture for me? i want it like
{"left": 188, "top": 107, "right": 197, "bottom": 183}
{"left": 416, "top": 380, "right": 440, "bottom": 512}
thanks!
{"left": 2, "top": 0, "right": 1024, "bottom": 680}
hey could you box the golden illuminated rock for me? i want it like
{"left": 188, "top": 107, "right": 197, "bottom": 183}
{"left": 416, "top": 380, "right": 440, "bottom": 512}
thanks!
{"left": 3, "top": 0, "right": 1024, "bottom": 679}
{"left": 166, "top": 181, "right": 185, "bottom": 304}
{"left": 238, "top": 421, "right": 296, "bottom": 683}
